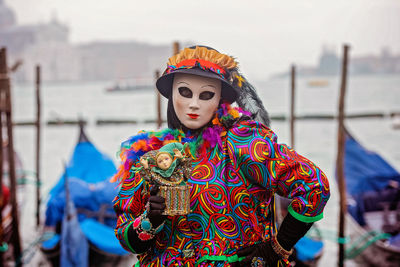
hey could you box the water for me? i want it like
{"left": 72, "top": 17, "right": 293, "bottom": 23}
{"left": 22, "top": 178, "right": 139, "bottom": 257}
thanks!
{"left": 11, "top": 74, "right": 400, "bottom": 266}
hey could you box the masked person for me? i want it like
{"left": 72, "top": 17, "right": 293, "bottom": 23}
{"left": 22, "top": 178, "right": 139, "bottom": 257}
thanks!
{"left": 112, "top": 46, "right": 330, "bottom": 266}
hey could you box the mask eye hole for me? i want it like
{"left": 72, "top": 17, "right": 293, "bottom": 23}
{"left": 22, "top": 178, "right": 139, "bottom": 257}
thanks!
{"left": 178, "top": 87, "right": 192, "bottom": 98}
{"left": 199, "top": 91, "right": 215, "bottom": 100}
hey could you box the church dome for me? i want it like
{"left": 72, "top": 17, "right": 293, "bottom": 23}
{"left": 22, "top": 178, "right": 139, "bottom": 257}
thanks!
{"left": 0, "top": 0, "right": 17, "bottom": 30}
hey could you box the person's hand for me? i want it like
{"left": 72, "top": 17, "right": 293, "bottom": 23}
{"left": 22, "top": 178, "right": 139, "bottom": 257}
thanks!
{"left": 146, "top": 185, "right": 167, "bottom": 227}
{"left": 235, "top": 241, "right": 280, "bottom": 267}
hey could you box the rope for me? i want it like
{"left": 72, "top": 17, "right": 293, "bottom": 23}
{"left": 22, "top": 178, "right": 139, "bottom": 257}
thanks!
{"left": 15, "top": 232, "right": 55, "bottom": 265}
{"left": 345, "top": 231, "right": 391, "bottom": 259}
{"left": 21, "top": 170, "right": 38, "bottom": 178}
{"left": 1, "top": 169, "right": 42, "bottom": 186}
{"left": 2, "top": 170, "right": 36, "bottom": 177}
{"left": 306, "top": 227, "right": 350, "bottom": 244}
{"left": 17, "top": 177, "right": 42, "bottom": 186}
{"left": 306, "top": 227, "right": 392, "bottom": 259}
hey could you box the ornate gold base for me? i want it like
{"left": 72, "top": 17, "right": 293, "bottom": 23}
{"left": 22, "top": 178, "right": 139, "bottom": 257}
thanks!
{"left": 159, "top": 184, "right": 191, "bottom": 216}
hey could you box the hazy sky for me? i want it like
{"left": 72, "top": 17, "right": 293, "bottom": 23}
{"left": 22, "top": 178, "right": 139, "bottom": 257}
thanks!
{"left": 6, "top": 0, "right": 400, "bottom": 80}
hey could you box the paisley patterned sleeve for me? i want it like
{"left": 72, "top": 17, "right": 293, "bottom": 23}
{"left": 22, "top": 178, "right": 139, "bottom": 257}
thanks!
{"left": 227, "top": 120, "right": 330, "bottom": 223}
{"left": 113, "top": 165, "right": 148, "bottom": 253}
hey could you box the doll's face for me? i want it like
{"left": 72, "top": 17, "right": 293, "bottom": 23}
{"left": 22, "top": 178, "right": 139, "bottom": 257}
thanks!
{"left": 156, "top": 153, "right": 173, "bottom": 170}
{"left": 172, "top": 73, "right": 221, "bottom": 130}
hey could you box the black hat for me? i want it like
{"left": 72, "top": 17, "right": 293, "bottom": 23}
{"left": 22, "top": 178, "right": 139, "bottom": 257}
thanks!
{"left": 156, "top": 46, "right": 239, "bottom": 103}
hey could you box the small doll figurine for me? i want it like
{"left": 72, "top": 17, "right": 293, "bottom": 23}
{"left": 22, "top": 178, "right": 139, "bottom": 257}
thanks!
{"left": 139, "top": 142, "right": 192, "bottom": 215}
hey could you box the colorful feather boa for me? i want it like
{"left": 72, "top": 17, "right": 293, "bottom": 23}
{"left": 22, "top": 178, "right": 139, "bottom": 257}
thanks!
{"left": 111, "top": 103, "right": 251, "bottom": 184}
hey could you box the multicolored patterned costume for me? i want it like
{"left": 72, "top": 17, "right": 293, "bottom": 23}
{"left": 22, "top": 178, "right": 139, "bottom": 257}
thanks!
{"left": 113, "top": 105, "right": 330, "bottom": 266}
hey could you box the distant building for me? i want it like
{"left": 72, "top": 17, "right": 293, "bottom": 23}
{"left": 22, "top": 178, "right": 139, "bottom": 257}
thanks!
{"left": 0, "top": 0, "right": 172, "bottom": 82}
{"left": 272, "top": 46, "right": 400, "bottom": 78}
{"left": 0, "top": 0, "right": 16, "bottom": 30}
{"left": 316, "top": 48, "right": 340, "bottom": 75}
{"left": 0, "top": 18, "right": 69, "bottom": 54}
{"left": 351, "top": 48, "right": 400, "bottom": 75}
{"left": 77, "top": 41, "right": 170, "bottom": 81}
{"left": 0, "top": 0, "right": 75, "bottom": 81}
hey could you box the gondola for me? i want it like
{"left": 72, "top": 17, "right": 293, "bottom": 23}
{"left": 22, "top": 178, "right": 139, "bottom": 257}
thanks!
{"left": 40, "top": 124, "right": 131, "bottom": 266}
{"left": 342, "top": 130, "right": 400, "bottom": 266}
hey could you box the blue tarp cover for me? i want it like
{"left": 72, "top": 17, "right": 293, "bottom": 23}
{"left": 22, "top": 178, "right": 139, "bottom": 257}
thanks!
{"left": 81, "top": 219, "right": 128, "bottom": 255}
{"left": 343, "top": 134, "right": 400, "bottom": 225}
{"left": 344, "top": 135, "right": 400, "bottom": 196}
{"left": 49, "top": 141, "right": 117, "bottom": 197}
{"left": 45, "top": 141, "right": 118, "bottom": 227}
{"left": 45, "top": 178, "right": 118, "bottom": 227}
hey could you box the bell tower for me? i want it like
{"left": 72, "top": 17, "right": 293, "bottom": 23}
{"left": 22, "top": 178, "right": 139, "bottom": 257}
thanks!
{"left": 0, "top": 0, "right": 17, "bottom": 30}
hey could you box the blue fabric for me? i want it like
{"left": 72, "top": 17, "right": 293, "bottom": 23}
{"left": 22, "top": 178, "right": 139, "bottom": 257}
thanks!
{"left": 49, "top": 141, "right": 116, "bottom": 197}
{"left": 45, "top": 140, "right": 118, "bottom": 227}
{"left": 342, "top": 134, "right": 400, "bottom": 225}
{"left": 61, "top": 199, "right": 89, "bottom": 267}
{"left": 294, "top": 236, "right": 323, "bottom": 262}
{"left": 45, "top": 138, "right": 125, "bottom": 261}
{"left": 80, "top": 219, "right": 128, "bottom": 256}
{"left": 45, "top": 178, "right": 118, "bottom": 227}
{"left": 344, "top": 135, "right": 400, "bottom": 196}
{"left": 42, "top": 234, "right": 60, "bottom": 250}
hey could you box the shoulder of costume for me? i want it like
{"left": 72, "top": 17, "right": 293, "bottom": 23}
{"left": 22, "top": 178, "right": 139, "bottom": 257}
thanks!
{"left": 227, "top": 119, "right": 278, "bottom": 142}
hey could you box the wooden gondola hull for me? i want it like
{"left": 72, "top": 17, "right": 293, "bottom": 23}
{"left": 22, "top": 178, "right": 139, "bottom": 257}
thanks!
{"left": 346, "top": 214, "right": 400, "bottom": 267}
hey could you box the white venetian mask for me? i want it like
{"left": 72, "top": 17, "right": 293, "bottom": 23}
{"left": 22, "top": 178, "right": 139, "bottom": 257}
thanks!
{"left": 172, "top": 73, "right": 222, "bottom": 130}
